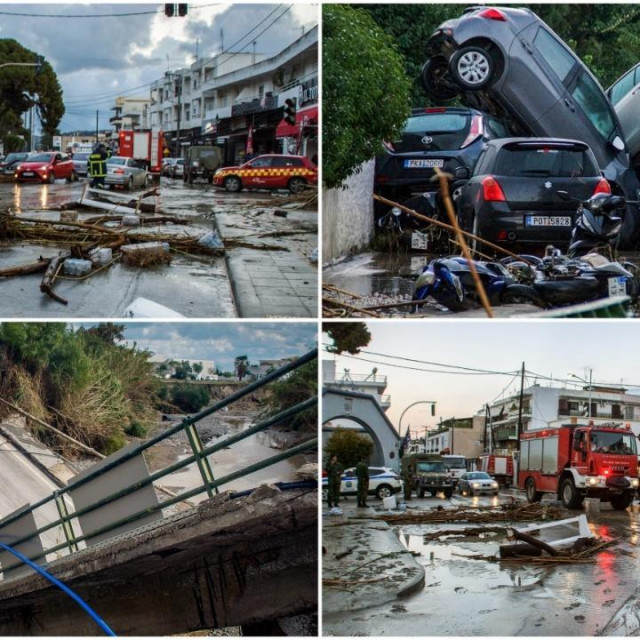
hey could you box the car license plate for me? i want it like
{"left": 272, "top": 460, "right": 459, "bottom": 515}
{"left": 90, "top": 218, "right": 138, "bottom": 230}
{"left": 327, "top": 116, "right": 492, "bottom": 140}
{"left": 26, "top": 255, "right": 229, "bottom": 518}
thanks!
{"left": 404, "top": 159, "right": 444, "bottom": 169}
{"left": 608, "top": 276, "right": 627, "bottom": 297}
{"left": 22, "top": 172, "right": 34, "bottom": 177}
{"left": 411, "top": 231, "right": 429, "bottom": 250}
{"left": 524, "top": 215, "right": 571, "bottom": 227}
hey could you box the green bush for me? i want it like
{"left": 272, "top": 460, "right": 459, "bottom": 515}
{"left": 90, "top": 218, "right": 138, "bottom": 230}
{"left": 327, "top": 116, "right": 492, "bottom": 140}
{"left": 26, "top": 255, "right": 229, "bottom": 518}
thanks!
{"left": 170, "top": 385, "right": 210, "bottom": 413}
{"left": 125, "top": 420, "right": 147, "bottom": 438}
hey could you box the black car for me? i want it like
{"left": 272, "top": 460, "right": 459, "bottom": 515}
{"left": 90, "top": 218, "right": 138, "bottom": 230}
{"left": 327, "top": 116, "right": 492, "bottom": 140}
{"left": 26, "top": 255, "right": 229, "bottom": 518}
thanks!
{"left": 374, "top": 107, "right": 509, "bottom": 210}
{"left": 456, "top": 137, "right": 610, "bottom": 247}
{"left": 422, "top": 6, "right": 640, "bottom": 244}
{"left": 0, "top": 152, "right": 30, "bottom": 176}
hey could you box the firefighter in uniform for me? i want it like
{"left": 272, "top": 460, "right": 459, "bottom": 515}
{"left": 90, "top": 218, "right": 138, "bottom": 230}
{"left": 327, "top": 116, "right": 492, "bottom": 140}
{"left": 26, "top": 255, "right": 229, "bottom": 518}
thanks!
{"left": 88, "top": 143, "right": 108, "bottom": 188}
{"left": 356, "top": 458, "right": 369, "bottom": 508}
{"left": 326, "top": 455, "right": 343, "bottom": 509}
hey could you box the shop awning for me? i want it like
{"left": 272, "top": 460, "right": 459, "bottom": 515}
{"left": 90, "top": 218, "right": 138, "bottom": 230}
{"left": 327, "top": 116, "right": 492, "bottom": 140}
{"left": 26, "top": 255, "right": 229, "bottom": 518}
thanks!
{"left": 275, "top": 105, "right": 318, "bottom": 138}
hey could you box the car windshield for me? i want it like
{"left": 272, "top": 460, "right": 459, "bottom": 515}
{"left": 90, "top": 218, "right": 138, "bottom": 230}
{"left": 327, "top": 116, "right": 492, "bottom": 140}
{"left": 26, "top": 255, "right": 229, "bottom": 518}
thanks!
{"left": 571, "top": 72, "right": 617, "bottom": 141}
{"left": 494, "top": 146, "right": 599, "bottom": 178}
{"left": 444, "top": 458, "right": 466, "bottom": 469}
{"left": 591, "top": 431, "right": 636, "bottom": 454}
{"left": 27, "top": 153, "right": 53, "bottom": 162}
{"left": 467, "top": 472, "right": 491, "bottom": 480}
{"left": 416, "top": 462, "right": 445, "bottom": 472}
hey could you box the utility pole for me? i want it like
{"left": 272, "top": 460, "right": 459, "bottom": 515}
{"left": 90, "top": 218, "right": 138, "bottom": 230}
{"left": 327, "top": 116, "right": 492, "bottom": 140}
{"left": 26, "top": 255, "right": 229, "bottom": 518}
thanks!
{"left": 175, "top": 75, "right": 181, "bottom": 157}
{"left": 450, "top": 417, "right": 455, "bottom": 454}
{"left": 516, "top": 362, "right": 525, "bottom": 451}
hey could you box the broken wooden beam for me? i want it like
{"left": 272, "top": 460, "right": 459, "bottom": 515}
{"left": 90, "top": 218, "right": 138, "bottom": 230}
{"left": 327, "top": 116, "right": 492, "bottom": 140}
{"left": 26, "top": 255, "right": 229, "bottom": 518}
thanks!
{"left": 0, "top": 259, "right": 51, "bottom": 278}
{"left": 40, "top": 252, "right": 69, "bottom": 305}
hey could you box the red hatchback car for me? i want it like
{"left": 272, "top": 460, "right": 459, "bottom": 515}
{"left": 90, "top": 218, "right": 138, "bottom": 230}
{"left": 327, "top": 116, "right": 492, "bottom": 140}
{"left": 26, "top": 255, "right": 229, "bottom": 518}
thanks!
{"left": 15, "top": 152, "right": 77, "bottom": 184}
{"left": 212, "top": 154, "right": 317, "bottom": 193}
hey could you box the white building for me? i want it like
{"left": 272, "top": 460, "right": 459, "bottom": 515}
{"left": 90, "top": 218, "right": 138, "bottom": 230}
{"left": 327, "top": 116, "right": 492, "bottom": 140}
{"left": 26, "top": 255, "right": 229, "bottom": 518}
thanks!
{"left": 148, "top": 26, "right": 318, "bottom": 163}
{"left": 109, "top": 95, "right": 151, "bottom": 132}
{"left": 322, "top": 360, "right": 390, "bottom": 411}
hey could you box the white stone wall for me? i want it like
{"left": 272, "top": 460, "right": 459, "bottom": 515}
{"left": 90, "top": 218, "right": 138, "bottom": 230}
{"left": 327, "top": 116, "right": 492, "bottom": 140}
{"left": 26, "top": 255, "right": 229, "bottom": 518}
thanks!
{"left": 322, "top": 160, "right": 375, "bottom": 263}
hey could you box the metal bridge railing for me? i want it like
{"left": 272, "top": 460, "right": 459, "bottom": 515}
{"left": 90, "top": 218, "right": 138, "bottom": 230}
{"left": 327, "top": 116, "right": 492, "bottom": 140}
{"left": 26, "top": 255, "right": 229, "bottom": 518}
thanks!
{"left": 0, "top": 348, "right": 318, "bottom": 578}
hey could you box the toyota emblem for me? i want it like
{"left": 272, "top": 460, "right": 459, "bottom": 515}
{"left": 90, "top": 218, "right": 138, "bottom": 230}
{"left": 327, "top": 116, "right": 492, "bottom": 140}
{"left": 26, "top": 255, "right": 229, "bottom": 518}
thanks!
{"left": 421, "top": 136, "right": 433, "bottom": 146}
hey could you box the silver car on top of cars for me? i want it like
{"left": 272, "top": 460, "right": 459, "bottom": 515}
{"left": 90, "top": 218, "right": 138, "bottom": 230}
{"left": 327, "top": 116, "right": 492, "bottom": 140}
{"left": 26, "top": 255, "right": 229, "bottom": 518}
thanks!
{"left": 422, "top": 6, "right": 640, "bottom": 244}
{"left": 105, "top": 156, "right": 149, "bottom": 190}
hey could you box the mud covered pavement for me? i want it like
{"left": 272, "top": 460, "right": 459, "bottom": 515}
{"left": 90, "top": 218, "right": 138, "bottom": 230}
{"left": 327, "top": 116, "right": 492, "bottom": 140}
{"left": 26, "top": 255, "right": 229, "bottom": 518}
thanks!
{"left": 0, "top": 177, "right": 317, "bottom": 317}
{"left": 323, "top": 491, "right": 640, "bottom": 636}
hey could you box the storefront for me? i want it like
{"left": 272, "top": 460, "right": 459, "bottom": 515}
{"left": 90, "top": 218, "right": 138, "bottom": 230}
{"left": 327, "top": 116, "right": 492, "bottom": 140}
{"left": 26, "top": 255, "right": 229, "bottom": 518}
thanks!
{"left": 275, "top": 105, "right": 318, "bottom": 161}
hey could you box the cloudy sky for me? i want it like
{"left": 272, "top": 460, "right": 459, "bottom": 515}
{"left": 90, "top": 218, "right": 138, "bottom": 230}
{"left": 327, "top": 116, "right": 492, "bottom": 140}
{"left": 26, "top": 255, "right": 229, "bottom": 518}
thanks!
{"left": 323, "top": 322, "right": 640, "bottom": 434}
{"left": 0, "top": 2, "right": 318, "bottom": 132}
{"left": 117, "top": 321, "right": 317, "bottom": 369}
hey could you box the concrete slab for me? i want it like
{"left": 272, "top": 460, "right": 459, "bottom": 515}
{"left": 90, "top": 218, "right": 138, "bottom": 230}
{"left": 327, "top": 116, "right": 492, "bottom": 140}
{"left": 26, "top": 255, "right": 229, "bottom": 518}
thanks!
{"left": 322, "top": 501, "right": 425, "bottom": 614}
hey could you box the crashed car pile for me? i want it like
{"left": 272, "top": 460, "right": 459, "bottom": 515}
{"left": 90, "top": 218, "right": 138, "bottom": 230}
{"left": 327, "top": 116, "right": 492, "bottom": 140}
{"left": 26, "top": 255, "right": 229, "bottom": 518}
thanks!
{"left": 374, "top": 6, "right": 640, "bottom": 314}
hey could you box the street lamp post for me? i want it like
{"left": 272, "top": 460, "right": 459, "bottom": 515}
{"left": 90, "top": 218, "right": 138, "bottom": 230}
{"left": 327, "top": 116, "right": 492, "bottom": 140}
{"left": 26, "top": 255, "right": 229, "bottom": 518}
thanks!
{"left": 569, "top": 369, "right": 593, "bottom": 418}
{"left": 398, "top": 401, "right": 437, "bottom": 452}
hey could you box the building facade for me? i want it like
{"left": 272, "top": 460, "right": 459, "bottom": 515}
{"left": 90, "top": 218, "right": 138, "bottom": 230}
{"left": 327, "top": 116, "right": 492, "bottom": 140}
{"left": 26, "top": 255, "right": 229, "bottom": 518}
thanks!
{"left": 148, "top": 27, "right": 318, "bottom": 164}
{"left": 323, "top": 360, "right": 390, "bottom": 411}
{"left": 109, "top": 96, "right": 151, "bottom": 133}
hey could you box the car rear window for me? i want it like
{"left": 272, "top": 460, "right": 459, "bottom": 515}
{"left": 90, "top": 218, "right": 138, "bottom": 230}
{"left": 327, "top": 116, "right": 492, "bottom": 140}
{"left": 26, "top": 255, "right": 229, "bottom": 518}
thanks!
{"left": 397, "top": 113, "right": 470, "bottom": 150}
{"left": 494, "top": 146, "right": 599, "bottom": 178}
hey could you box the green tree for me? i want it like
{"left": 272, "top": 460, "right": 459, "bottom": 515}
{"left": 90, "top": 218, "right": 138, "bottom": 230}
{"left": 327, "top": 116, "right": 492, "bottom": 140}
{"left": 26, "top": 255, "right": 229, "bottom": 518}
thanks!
{"left": 325, "top": 427, "right": 374, "bottom": 469}
{"left": 0, "top": 40, "right": 64, "bottom": 141}
{"left": 322, "top": 4, "right": 412, "bottom": 188}
{"left": 193, "top": 362, "right": 203, "bottom": 378}
{"left": 234, "top": 355, "right": 249, "bottom": 381}
{"left": 324, "top": 322, "right": 372, "bottom": 355}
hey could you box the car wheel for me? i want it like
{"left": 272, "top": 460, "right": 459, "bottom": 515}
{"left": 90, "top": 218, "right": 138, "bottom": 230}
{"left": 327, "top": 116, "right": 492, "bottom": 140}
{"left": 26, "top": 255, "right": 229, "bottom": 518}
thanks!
{"left": 67, "top": 170, "right": 77, "bottom": 183}
{"left": 288, "top": 177, "right": 306, "bottom": 194}
{"left": 525, "top": 477, "right": 542, "bottom": 503}
{"left": 450, "top": 46, "right": 496, "bottom": 90}
{"left": 376, "top": 484, "right": 393, "bottom": 500}
{"left": 48, "top": 172, "right": 55, "bottom": 184}
{"left": 421, "top": 55, "right": 459, "bottom": 101}
{"left": 560, "top": 477, "right": 583, "bottom": 509}
{"left": 224, "top": 175, "right": 242, "bottom": 193}
{"left": 127, "top": 176, "right": 134, "bottom": 191}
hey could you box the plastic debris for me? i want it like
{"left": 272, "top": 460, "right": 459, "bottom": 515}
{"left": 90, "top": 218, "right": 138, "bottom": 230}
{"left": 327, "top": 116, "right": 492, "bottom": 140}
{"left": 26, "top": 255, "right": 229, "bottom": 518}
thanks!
{"left": 89, "top": 248, "right": 113, "bottom": 266}
{"left": 122, "top": 297, "right": 186, "bottom": 318}
{"left": 197, "top": 230, "right": 224, "bottom": 250}
{"left": 120, "top": 242, "right": 171, "bottom": 267}
{"left": 122, "top": 215, "right": 140, "bottom": 226}
{"left": 62, "top": 259, "right": 92, "bottom": 276}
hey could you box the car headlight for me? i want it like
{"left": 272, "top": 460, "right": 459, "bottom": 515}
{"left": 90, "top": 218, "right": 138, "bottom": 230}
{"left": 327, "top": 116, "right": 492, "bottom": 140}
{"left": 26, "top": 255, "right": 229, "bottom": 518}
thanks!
{"left": 40, "top": 165, "right": 48, "bottom": 170}
{"left": 471, "top": 482, "right": 480, "bottom": 488}
{"left": 491, "top": 482, "right": 498, "bottom": 488}
{"left": 631, "top": 478, "right": 639, "bottom": 488}
{"left": 587, "top": 476, "right": 600, "bottom": 486}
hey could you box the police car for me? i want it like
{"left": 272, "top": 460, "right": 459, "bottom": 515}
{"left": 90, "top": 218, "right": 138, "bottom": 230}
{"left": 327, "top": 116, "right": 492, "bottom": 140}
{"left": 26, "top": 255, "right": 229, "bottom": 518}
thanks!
{"left": 322, "top": 466, "right": 403, "bottom": 501}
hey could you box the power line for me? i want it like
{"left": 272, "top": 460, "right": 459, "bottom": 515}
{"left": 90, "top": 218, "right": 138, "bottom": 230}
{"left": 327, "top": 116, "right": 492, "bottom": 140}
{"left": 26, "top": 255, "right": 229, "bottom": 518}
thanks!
{"left": 0, "top": 4, "right": 221, "bottom": 19}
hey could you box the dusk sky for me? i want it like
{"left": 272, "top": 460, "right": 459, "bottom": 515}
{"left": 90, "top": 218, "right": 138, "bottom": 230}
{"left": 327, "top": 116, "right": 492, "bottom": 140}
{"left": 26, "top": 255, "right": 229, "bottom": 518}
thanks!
{"left": 118, "top": 321, "right": 317, "bottom": 369}
{"left": 0, "top": 2, "right": 317, "bottom": 132}
{"left": 323, "top": 322, "right": 640, "bottom": 434}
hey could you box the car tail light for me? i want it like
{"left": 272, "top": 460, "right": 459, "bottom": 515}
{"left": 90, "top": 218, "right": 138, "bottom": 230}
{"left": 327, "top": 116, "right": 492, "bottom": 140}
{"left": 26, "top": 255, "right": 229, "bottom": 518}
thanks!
{"left": 114, "top": 168, "right": 125, "bottom": 174}
{"left": 461, "top": 115, "right": 484, "bottom": 148}
{"left": 478, "top": 8, "right": 506, "bottom": 21}
{"left": 497, "top": 230, "right": 508, "bottom": 241}
{"left": 482, "top": 176, "right": 506, "bottom": 202}
{"left": 593, "top": 178, "right": 611, "bottom": 195}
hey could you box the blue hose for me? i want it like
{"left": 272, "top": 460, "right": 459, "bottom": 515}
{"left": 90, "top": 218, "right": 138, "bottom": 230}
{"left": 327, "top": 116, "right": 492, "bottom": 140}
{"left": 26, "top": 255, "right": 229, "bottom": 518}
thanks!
{"left": 0, "top": 542, "right": 116, "bottom": 636}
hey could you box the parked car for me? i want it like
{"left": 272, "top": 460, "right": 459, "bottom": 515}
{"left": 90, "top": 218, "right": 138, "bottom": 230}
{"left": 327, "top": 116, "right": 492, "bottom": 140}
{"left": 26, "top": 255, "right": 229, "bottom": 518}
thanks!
{"left": 72, "top": 151, "right": 91, "bottom": 177}
{"left": 607, "top": 62, "right": 640, "bottom": 163}
{"left": 458, "top": 471, "right": 499, "bottom": 496}
{"left": 456, "top": 137, "right": 611, "bottom": 247}
{"left": 14, "top": 152, "right": 76, "bottom": 183}
{"left": 0, "top": 152, "right": 30, "bottom": 177}
{"left": 374, "top": 107, "right": 510, "bottom": 208}
{"left": 212, "top": 154, "right": 318, "bottom": 194}
{"left": 422, "top": 6, "right": 640, "bottom": 244}
{"left": 105, "top": 156, "right": 149, "bottom": 190}
{"left": 321, "top": 466, "right": 403, "bottom": 501}
{"left": 170, "top": 158, "right": 185, "bottom": 179}
{"left": 161, "top": 157, "right": 178, "bottom": 176}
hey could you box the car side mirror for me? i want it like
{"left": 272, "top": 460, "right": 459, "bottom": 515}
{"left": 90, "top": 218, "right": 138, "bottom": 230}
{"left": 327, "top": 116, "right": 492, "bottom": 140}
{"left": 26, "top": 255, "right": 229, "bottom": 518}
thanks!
{"left": 612, "top": 135, "right": 626, "bottom": 152}
{"left": 454, "top": 166, "right": 470, "bottom": 181}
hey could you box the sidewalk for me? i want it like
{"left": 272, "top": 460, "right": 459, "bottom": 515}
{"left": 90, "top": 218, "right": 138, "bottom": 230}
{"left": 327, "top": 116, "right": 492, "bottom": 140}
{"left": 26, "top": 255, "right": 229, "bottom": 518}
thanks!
{"left": 215, "top": 207, "right": 317, "bottom": 318}
{"left": 322, "top": 500, "right": 425, "bottom": 614}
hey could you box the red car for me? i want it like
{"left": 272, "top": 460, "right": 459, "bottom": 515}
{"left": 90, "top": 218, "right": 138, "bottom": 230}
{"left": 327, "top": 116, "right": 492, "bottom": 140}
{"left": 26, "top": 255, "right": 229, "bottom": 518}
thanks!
{"left": 212, "top": 154, "right": 317, "bottom": 194}
{"left": 15, "top": 152, "right": 77, "bottom": 184}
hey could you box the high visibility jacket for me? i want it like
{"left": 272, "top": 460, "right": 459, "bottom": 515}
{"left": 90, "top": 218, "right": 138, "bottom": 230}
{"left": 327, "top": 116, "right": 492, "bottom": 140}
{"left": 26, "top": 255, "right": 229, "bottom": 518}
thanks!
{"left": 88, "top": 151, "right": 107, "bottom": 177}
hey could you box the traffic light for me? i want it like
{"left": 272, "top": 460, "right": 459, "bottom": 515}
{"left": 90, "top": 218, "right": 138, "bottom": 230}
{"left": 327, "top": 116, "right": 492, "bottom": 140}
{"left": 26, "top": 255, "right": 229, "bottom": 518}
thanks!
{"left": 178, "top": 4, "right": 188, "bottom": 16}
{"left": 164, "top": 4, "right": 187, "bottom": 17}
{"left": 284, "top": 98, "right": 297, "bottom": 126}
{"left": 164, "top": 3, "right": 175, "bottom": 17}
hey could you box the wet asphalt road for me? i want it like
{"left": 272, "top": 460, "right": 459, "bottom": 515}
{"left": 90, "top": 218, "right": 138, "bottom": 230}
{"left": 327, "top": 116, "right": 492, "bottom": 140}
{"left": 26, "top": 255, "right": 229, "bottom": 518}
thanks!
{"left": 0, "top": 176, "right": 316, "bottom": 318}
{"left": 323, "top": 490, "right": 640, "bottom": 636}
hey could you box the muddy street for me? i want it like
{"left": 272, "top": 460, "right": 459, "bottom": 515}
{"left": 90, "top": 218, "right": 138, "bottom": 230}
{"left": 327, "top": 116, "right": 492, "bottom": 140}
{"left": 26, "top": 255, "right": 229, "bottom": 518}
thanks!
{"left": 323, "top": 491, "right": 640, "bottom": 636}
{"left": 0, "top": 177, "right": 317, "bottom": 317}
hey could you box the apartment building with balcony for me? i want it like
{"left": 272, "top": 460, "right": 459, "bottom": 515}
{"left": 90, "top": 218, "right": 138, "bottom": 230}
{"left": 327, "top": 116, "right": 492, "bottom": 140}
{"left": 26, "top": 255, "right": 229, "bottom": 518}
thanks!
{"left": 411, "top": 416, "right": 486, "bottom": 459}
{"left": 110, "top": 96, "right": 151, "bottom": 133}
{"left": 322, "top": 360, "right": 390, "bottom": 411}
{"left": 486, "top": 383, "right": 640, "bottom": 452}
{"left": 149, "top": 26, "right": 318, "bottom": 163}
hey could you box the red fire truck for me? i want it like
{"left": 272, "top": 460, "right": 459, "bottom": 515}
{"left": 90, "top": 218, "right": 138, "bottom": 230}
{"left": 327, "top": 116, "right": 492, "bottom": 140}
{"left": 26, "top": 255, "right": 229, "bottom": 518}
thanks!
{"left": 519, "top": 422, "right": 639, "bottom": 510}
{"left": 480, "top": 453, "right": 514, "bottom": 487}
{"left": 118, "top": 129, "right": 164, "bottom": 176}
